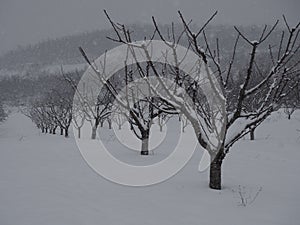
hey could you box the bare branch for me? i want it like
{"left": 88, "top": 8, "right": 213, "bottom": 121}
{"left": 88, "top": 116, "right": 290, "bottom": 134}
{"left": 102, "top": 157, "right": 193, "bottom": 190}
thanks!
{"left": 234, "top": 26, "right": 253, "bottom": 45}
{"left": 283, "top": 15, "right": 291, "bottom": 32}
{"left": 259, "top": 20, "right": 279, "bottom": 43}
{"left": 225, "top": 34, "right": 240, "bottom": 87}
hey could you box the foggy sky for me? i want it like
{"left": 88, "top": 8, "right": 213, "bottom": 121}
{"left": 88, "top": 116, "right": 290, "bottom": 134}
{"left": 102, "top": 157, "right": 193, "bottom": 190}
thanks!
{"left": 0, "top": 0, "right": 299, "bottom": 56}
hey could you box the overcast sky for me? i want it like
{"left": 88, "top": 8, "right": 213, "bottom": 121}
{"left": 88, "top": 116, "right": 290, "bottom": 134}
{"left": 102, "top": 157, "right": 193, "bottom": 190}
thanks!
{"left": 0, "top": 0, "right": 299, "bottom": 55}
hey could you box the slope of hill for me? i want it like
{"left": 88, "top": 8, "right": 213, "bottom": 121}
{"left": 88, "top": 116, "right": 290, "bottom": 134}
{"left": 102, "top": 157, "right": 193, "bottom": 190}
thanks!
{"left": 0, "top": 24, "right": 283, "bottom": 78}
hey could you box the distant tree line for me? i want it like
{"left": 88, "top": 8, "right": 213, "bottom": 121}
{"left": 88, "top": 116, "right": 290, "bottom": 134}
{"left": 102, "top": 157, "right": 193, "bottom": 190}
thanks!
{"left": 20, "top": 71, "right": 80, "bottom": 137}
{"left": 0, "top": 24, "right": 284, "bottom": 70}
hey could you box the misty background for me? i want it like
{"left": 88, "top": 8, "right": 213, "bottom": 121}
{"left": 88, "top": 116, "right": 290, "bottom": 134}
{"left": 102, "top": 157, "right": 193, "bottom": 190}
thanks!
{"left": 0, "top": 0, "right": 299, "bottom": 56}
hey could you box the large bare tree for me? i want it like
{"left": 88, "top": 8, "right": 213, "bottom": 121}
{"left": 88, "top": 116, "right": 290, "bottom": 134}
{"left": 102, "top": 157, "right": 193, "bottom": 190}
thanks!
{"left": 78, "top": 11, "right": 300, "bottom": 190}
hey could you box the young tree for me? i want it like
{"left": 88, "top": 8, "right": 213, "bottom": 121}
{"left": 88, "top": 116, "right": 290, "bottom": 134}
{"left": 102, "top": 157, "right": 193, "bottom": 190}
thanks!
{"left": 72, "top": 104, "right": 86, "bottom": 138}
{"left": 157, "top": 112, "right": 171, "bottom": 132}
{"left": 89, "top": 87, "right": 113, "bottom": 139}
{"left": 64, "top": 70, "right": 113, "bottom": 139}
{"left": 283, "top": 84, "right": 300, "bottom": 120}
{"left": 119, "top": 64, "right": 167, "bottom": 155}
{"left": 111, "top": 104, "right": 127, "bottom": 130}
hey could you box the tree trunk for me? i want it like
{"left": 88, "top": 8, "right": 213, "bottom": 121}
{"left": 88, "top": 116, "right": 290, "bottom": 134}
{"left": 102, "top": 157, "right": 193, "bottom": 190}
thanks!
{"left": 78, "top": 127, "right": 81, "bottom": 139}
{"left": 209, "top": 160, "right": 222, "bottom": 190}
{"left": 118, "top": 124, "right": 122, "bottom": 130}
{"left": 159, "top": 125, "right": 163, "bottom": 132}
{"left": 108, "top": 119, "right": 112, "bottom": 129}
{"left": 60, "top": 128, "right": 64, "bottom": 135}
{"left": 91, "top": 119, "right": 100, "bottom": 140}
{"left": 141, "top": 130, "right": 150, "bottom": 155}
{"left": 52, "top": 126, "right": 57, "bottom": 135}
{"left": 64, "top": 128, "right": 69, "bottom": 138}
{"left": 250, "top": 126, "right": 255, "bottom": 140}
{"left": 91, "top": 126, "right": 97, "bottom": 139}
{"left": 209, "top": 150, "right": 225, "bottom": 190}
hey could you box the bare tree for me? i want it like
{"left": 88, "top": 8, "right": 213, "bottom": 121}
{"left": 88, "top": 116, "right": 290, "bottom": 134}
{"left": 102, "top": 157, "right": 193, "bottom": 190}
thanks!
{"left": 25, "top": 98, "right": 58, "bottom": 134}
{"left": 63, "top": 70, "right": 113, "bottom": 139}
{"left": 111, "top": 104, "right": 127, "bottom": 130}
{"left": 283, "top": 83, "right": 300, "bottom": 119}
{"left": 43, "top": 90, "right": 73, "bottom": 137}
{"left": 90, "top": 87, "right": 113, "bottom": 139}
{"left": 78, "top": 11, "right": 300, "bottom": 190}
{"left": 114, "top": 63, "right": 167, "bottom": 155}
{"left": 27, "top": 76, "right": 74, "bottom": 137}
{"left": 157, "top": 112, "right": 171, "bottom": 132}
{"left": 72, "top": 103, "right": 86, "bottom": 138}
{"left": 181, "top": 13, "right": 300, "bottom": 188}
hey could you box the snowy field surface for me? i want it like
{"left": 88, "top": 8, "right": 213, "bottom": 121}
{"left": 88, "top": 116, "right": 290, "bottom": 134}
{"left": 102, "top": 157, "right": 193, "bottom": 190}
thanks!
{"left": 0, "top": 110, "right": 300, "bottom": 225}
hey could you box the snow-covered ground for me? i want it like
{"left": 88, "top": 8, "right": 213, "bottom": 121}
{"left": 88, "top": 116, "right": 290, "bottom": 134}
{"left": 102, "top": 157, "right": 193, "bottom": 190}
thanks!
{"left": 0, "top": 110, "right": 299, "bottom": 225}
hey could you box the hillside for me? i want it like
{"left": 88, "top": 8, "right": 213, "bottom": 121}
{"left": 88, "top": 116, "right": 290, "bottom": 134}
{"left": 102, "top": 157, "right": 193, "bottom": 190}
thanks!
{"left": 0, "top": 24, "right": 283, "bottom": 77}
